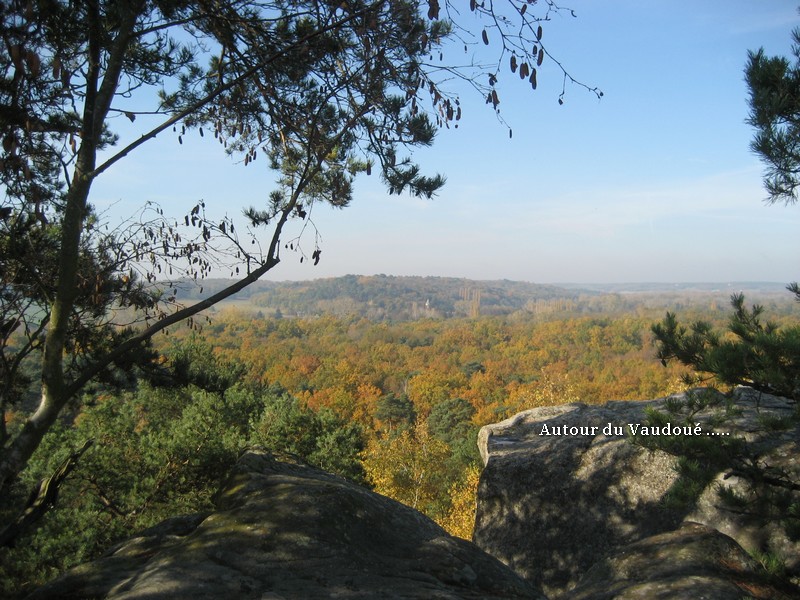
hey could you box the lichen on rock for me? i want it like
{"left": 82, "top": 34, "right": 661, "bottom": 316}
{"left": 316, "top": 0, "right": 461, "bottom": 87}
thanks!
{"left": 473, "top": 388, "right": 800, "bottom": 598}
{"left": 27, "top": 450, "right": 541, "bottom": 600}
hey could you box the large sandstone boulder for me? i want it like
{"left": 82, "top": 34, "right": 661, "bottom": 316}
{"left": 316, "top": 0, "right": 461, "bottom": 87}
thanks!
{"left": 473, "top": 388, "right": 800, "bottom": 598}
{"left": 569, "top": 522, "right": 800, "bottom": 600}
{"left": 29, "top": 450, "right": 541, "bottom": 600}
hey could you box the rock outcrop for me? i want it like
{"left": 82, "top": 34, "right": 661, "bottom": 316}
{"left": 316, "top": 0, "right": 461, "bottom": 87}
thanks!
{"left": 27, "top": 389, "right": 800, "bottom": 599}
{"left": 569, "top": 522, "right": 799, "bottom": 600}
{"left": 29, "top": 450, "right": 541, "bottom": 600}
{"left": 473, "top": 387, "right": 800, "bottom": 598}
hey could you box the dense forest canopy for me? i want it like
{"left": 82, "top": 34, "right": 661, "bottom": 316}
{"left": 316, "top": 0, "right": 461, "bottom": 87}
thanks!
{"left": 0, "top": 0, "right": 601, "bottom": 533}
{"left": 8, "top": 287, "right": 793, "bottom": 596}
{"left": 2, "top": 0, "right": 799, "bottom": 597}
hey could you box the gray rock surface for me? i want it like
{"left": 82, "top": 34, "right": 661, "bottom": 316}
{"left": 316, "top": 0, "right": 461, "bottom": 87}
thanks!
{"left": 28, "top": 450, "right": 542, "bottom": 600}
{"left": 26, "top": 389, "right": 800, "bottom": 600}
{"left": 569, "top": 522, "right": 800, "bottom": 600}
{"left": 473, "top": 388, "right": 800, "bottom": 597}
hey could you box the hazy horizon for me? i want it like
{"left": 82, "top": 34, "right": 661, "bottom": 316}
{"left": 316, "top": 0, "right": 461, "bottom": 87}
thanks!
{"left": 95, "top": 1, "right": 800, "bottom": 284}
{"left": 181, "top": 273, "right": 795, "bottom": 291}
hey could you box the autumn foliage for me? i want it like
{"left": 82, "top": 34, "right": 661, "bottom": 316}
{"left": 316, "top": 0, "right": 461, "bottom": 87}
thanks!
{"left": 2, "top": 284, "right": 796, "bottom": 596}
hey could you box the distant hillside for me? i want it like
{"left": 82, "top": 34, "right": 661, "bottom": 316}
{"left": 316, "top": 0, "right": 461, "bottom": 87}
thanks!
{"left": 171, "top": 275, "right": 591, "bottom": 320}
{"left": 164, "top": 277, "right": 798, "bottom": 321}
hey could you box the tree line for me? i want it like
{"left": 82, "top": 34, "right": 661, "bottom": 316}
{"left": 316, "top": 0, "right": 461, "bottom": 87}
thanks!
{"left": 1, "top": 0, "right": 599, "bottom": 549}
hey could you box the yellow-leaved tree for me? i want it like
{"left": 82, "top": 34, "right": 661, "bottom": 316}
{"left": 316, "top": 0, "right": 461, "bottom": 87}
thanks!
{"left": 436, "top": 464, "right": 482, "bottom": 540}
{"left": 362, "top": 421, "right": 450, "bottom": 517}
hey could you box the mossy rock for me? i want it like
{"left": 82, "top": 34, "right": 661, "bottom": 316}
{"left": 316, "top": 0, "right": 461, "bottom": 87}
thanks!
{"left": 28, "top": 450, "right": 540, "bottom": 600}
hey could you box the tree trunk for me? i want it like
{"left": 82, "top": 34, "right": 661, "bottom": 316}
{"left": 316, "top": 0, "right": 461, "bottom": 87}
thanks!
{"left": 0, "top": 1, "right": 141, "bottom": 495}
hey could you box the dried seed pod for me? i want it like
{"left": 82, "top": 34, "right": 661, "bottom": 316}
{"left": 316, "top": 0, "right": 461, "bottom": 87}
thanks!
{"left": 25, "top": 51, "right": 41, "bottom": 77}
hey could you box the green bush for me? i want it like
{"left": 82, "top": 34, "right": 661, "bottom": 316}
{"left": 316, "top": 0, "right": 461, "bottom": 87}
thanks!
{"left": 647, "top": 294, "right": 800, "bottom": 571}
{"left": 0, "top": 373, "right": 365, "bottom": 598}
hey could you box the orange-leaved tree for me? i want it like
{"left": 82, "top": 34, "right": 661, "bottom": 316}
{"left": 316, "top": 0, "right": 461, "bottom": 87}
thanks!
{"left": 0, "top": 0, "right": 600, "bottom": 544}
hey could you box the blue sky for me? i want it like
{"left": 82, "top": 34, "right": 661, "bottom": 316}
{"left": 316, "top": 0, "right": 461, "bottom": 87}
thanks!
{"left": 93, "top": 1, "right": 800, "bottom": 284}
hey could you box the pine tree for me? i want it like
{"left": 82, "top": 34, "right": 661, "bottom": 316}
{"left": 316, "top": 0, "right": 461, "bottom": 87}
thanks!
{"left": 0, "top": 0, "right": 599, "bottom": 543}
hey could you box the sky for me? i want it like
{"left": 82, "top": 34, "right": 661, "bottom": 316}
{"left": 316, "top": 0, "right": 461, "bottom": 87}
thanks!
{"left": 92, "top": 1, "right": 800, "bottom": 284}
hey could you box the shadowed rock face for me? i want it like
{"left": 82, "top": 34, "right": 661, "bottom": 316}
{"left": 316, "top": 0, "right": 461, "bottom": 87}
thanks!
{"left": 24, "top": 390, "right": 800, "bottom": 600}
{"left": 473, "top": 388, "right": 800, "bottom": 598}
{"left": 569, "top": 522, "right": 799, "bottom": 600}
{"left": 474, "top": 400, "right": 681, "bottom": 596}
{"left": 28, "top": 451, "right": 542, "bottom": 600}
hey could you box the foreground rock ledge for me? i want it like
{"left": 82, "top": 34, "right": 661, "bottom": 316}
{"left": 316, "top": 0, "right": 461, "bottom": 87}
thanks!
{"left": 28, "top": 451, "right": 541, "bottom": 600}
{"left": 473, "top": 388, "right": 800, "bottom": 598}
{"left": 569, "top": 522, "right": 799, "bottom": 600}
